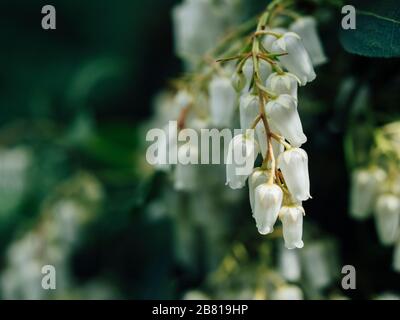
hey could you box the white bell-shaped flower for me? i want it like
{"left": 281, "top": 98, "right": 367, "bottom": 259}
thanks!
{"left": 277, "top": 148, "right": 310, "bottom": 202}
{"left": 253, "top": 183, "right": 283, "bottom": 234}
{"left": 271, "top": 285, "right": 304, "bottom": 300}
{"left": 289, "top": 16, "right": 327, "bottom": 66}
{"left": 242, "top": 57, "right": 272, "bottom": 91}
{"left": 248, "top": 168, "right": 270, "bottom": 213}
{"left": 265, "top": 94, "right": 307, "bottom": 147}
{"left": 261, "top": 27, "right": 287, "bottom": 52}
{"left": 208, "top": 75, "right": 237, "bottom": 127}
{"left": 174, "top": 143, "right": 199, "bottom": 191}
{"left": 350, "top": 167, "right": 386, "bottom": 220}
{"left": 271, "top": 32, "right": 316, "bottom": 86}
{"left": 374, "top": 194, "right": 400, "bottom": 246}
{"left": 278, "top": 245, "right": 301, "bottom": 281}
{"left": 266, "top": 72, "right": 299, "bottom": 99}
{"left": 393, "top": 240, "right": 400, "bottom": 273}
{"left": 239, "top": 93, "right": 259, "bottom": 130}
{"left": 255, "top": 121, "right": 284, "bottom": 160}
{"left": 226, "top": 133, "right": 259, "bottom": 189}
{"left": 270, "top": 122, "right": 285, "bottom": 158}
{"left": 279, "top": 204, "right": 305, "bottom": 249}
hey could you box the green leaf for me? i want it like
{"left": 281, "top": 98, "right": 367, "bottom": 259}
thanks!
{"left": 340, "top": 0, "right": 400, "bottom": 57}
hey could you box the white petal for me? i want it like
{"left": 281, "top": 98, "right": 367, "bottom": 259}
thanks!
{"left": 266, "top": 72, "right": 299, "bottom": 99}
{"left": 265, "top": 94, "right": 307, "bottom": 147}
{"left": 280, "top": 205, "right": 304, "bottom": 249}
{"left": 248, "top": 168, "right": 270, "bottom": 213}
{"left": 254, "top": 183, "right": 283, "bottom": 234}
{"left": 271, "top": 32, "right": 316, "bottom": 86}
{"left": 239, "top": 93, "right": 259, "bottom": 130}
{"left": 226, "top": 134, "right": 259, "bottom": 189}
{"left": 277, "top": 148, "right": 310, "bottom": 202}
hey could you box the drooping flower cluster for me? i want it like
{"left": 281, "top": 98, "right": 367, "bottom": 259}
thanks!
{"left": 224, "top": 4, "right": 326, "bottom": 249}
{"left": 150, "top": 0, "right": 326, "bottom": 249}
{"left": 350, "top": 121, "right": 400, "bottom": 272}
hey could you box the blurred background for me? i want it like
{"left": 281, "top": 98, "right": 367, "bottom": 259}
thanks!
{"left": 0, "top": 0, "right": 399, "bottom": 299}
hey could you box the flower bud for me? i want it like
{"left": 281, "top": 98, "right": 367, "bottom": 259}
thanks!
{"left": 231, "top": 71, "right": 246, "bottom": 92}
{"left": 279, "top": 204, "right": 305, "bottom": 249}
{"left": 265, "top": 94, "right": 307, "bottom": 147}
{"left": 374, "top": 194, "right": 400, "bottom": 245}
{"left": 271, "top": 32, "right": 316, "bottom": 86}
{"left": 239, "top": 93, "right": 259, "bottom": 130}
{"left": 277, "top": 148, "right": 310, "bottom": 202}
{"left": 266, "top": 72, "right": 299, "bottom": 99}
{"left": 248, "top": 168, "right": 270, "bottom": 213}
{"left": 350, "top": 167, "right": 386, "bottom": 220}
{"left": 254, "top": 183, "right": 283, "bottom": 234}
{"left": 289, "top": 16, "right": 327, "bottom": 66}
{"left": 208, "top": 76, "right": 237, "bottom": 127}
{"left": 226, "top": 133, "right": 259, "bottom": 189}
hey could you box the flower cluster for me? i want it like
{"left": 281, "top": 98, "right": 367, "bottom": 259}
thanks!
{"left": 0, "top": 173, "right": 103, "bottom": 299}
{"left": 350, "top": 121, "right": 400, "bottom": 272}
{"left": 224, "top": 3, "right": 326, "bottom": 249}
{"left": 150, "top": 0, "right": 326, "bottom": 249}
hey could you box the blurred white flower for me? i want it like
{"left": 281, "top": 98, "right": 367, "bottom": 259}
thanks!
{"left": 301, "top": 242, "right": 333, "bottom": 290}
{"left": 278, "top": 244, "right": 301, "bottom": 282}
{"left": 350, "top": 167, "right": 386, "bottom": 220}
{"left": 172, "top": 0, "right": 224, "bottom": 60}
{"left": 393, "top": 240, "right": 400, "bottom": 273}
{"left": 374, "top": 194, "right": 400, "bottom": 245}
{"left": 209, "top": 75, "right": 237, "bottom": 127}
{"left": 271, "top": 285, "right": 304, "bottom": 300}
{"left": 175, "top": 143, "right": 200, "bottom": 191}
{"left": 289, "top": 16, "right": 327, "bottom": 66}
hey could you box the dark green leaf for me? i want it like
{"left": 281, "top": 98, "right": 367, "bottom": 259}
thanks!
{"left": 340, "top": 0, "right": 400, "bottom": 57}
